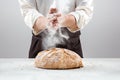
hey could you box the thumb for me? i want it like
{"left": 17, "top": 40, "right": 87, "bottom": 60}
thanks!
{"left": 49, "top": 8, "right": 57, "bottom": 14}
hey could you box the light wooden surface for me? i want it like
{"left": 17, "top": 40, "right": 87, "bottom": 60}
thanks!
{"left": 0, "top": 58, "right": 120, "bottom": 80}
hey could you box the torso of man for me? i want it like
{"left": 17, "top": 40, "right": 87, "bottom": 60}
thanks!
{"left": 19, "top": 0, "right": 93, "bottom": 58}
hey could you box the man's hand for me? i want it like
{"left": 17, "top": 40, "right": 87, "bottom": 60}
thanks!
{"left": 47, "top": 8, "right": 61, "bottom": 28}
{"left": 57, "top": 14, "right": 79, "bottom": 31}
{"left": 33, "top": 8, "right": 59, "bottom": 34}
{"left": 33, "top": 8, "right": 79, "bottom": 34}
{"left": 33, "top": 16, "right": 48, "bottom": 34}
{"left": 48, "top": 13, "right": 61, "bottom": 27}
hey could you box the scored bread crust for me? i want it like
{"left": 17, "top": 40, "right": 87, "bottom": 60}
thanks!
{"left": 35, "top": 48, "right": 83, "bottom": 69}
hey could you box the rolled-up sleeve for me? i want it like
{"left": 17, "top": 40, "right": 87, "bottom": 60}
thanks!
{"left": 18, "top": 0, "right": 43, "bottom": 29}
{"left": 70, "top": 0, "right": 93, "bottom": 30}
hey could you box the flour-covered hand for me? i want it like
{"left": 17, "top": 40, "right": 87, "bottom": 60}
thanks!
{"left": 33, "top": 16, "right": 49, "bottom": 34}
{"left": 57, "top": 14, "right": 79, "bottom": 32}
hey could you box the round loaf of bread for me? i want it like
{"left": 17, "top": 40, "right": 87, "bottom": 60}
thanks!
{"left": 35, "top": 48, "right": 83, "bottom": 69}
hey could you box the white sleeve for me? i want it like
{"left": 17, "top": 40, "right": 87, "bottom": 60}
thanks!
{"left": 70, "top": 0, "right": 94, "bottom": 30}
{"left": 18, "top": 0, "right": 43, "bottom": 29}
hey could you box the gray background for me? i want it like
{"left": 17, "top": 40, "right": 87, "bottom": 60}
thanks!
{"left": 0, "top": 0, "right": 120, "bottom": 58}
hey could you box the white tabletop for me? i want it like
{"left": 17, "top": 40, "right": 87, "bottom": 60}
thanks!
{"left": 0, "top": 58, "right": 120, "bottom": 80}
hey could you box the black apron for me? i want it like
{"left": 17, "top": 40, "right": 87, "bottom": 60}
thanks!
{"left": 29, "top": 27, "right": 83, "bottom": 58}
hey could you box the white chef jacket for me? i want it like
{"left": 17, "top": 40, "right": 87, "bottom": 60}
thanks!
{"left": 18, "top": 0, "right": 93, "bottom": 32}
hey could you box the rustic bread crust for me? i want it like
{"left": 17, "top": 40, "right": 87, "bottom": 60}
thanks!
{"left": 35, "top": 48, "right": 83, "bottom": 69}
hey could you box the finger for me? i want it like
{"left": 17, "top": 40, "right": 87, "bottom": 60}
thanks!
{"left": 54, "top": 13, "right": 61, "bottom": 17}
{"left": 47, "top": 13, "right": 61, "bottom": 20}
{"left": 49, "top": 16, "right": 57, "bottom": 22}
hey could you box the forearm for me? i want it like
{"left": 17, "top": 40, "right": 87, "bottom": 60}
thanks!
{"left": 70, "top": 0, "right": 93, "bottom": 30}
{"left": 18, "top": 0, "right": 43, "bottom": 29}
